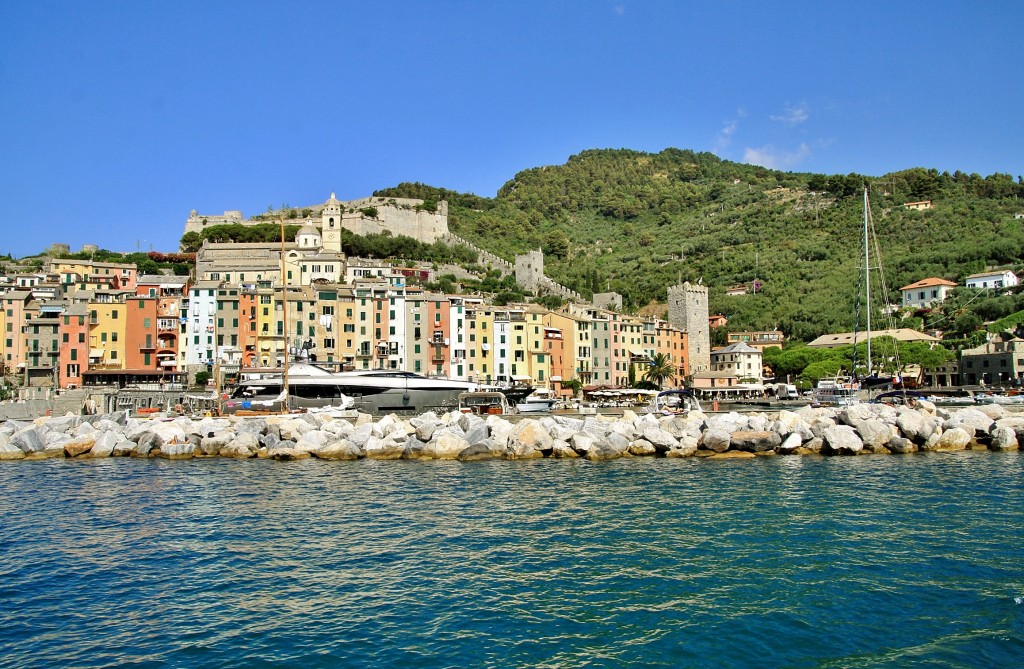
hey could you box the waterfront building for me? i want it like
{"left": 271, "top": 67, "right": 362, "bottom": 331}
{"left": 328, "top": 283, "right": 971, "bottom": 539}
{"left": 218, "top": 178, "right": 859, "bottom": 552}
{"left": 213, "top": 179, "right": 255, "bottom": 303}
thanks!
{"left": 123, "top": 296, "right": 160, "bottom": 374}
{"left": 726, "top": 330, "right": 785, "bottom": 352}
{"left": 586, "top": 308, "right": 612, "bottom": 386}
{"left": 2, "top": 290, "right": 31, "bottom": 373}
{"left": 710, "top": 342, "right": 763, "bottom": 383}
{"left": 652, "top": 319, "right": 689, "bottom": 384}
{"left": 58, "top": 303, "right": 89, "bottom": 388}
{"left": 545, "top": 309, "right": 592, "bottom": 388}
{"left": 965, "top": 270, "right": 1019, "bottom": 291}
{"left": 899, "top": 278, "right": 958, "bottom": 309}
{"left": 403, "top": 289, "right": 428, "bottom": 375}
{"left": 136, "top": 275, "right": 188, "bottom": 377}
{"left": 959, "top": 338, "right": 1024, "bottom": 385}
{"left": 22, "top": 302, "right": 62, "bottom": 387}
{"left": 806, "top": 328, "right": 940, "bottom": 349}
{"left": 524, "top": 305, "right": 553, "bottom": 389}
{"left": 542, "top": 319, "right": 569, "bottom": 396}
{"left": 86, "top": 298, "right": 129, "bottom": 374}
{"left": 49, "top": 258, "right": 137, "bottom": 292}
{"left": 184, "top": 281, "right": 220, "bottom": 367}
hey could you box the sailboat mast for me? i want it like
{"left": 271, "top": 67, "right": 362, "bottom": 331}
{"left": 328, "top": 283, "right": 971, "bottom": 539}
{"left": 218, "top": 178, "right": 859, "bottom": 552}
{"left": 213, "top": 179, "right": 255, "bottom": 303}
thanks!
{"left": 280, "top": 216, "right": 290, "bottom": 412}
{"left": 864, "top": 187, "right": 872, "bottom": 376}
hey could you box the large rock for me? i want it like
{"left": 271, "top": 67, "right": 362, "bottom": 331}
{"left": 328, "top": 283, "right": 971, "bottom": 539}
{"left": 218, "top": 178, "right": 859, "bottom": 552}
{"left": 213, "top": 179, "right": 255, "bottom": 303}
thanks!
{"left": 89, "top": 431, "right": 120, "bottom": 458}
{"left": 422, "top": 430, "right": 470, "bottom": 459}
{"left": 63, "top": 436, "right": 96, "bottom": 458}
{"left": 822, "top": 425, "right": 864, "bottom": 455}
{"left": 886, "top": 435, "right": 916, "bottom": 454}
{"left": 550, "top": 440, "right": 580, "bottom": 458}
{"left": 642, "top": 426, "right": 679, "bottom": 453}
{"left": 700, "top": 428, "right": 732, "bottom": 453}
{"left": 278, "top": 418, "right": 314, "bottom": 442}
{"left": 363, "top": 437, "right": 406, "bottom": 460}
{"left": 0, "top": 435, "right": 25, "bottom": 460}
{"left": 506, "top": 420, "right": 551, "bottom": 459}
{"left": 778, "top": 432, "right": 804, "bottom": 454}
{"left": 949, "top": 408, "right": 995, "bottom": 435}
{"left": 10, "top": 426, "right": 46, "bottom": 454}
{"left": 706, "top": 412, "right": 749, "bottom": 434}
{"left": 457, "top": 439, "right": 505, "bottom": 461}
{"left": 158, "top": 442, "right": 196, "bottom": 459}
{"left": 569, "top": 433, "right": 595, "bottom": 456}
{"left": 854, "top": 419, "right": 894, "bottom": 451}
{"left": 895, "top": 410, "right": 935, "bottom": 443}
{"left": 628, "top": 439, "right": 657, "bottom": 456}
{"left": 935, "top": 427, "right": 971, "bottom": 451}
{"left": 267, "top": 444, "right": 307, "bottom": 460}
{"left": 295, "top": 430, "right": 330, "bottom": 454}
{"left": 111, "top": 439, "right": 136, "bottom": 457}
{"left": 200, "top": 432, "right": 235, "bottom": 456}
{"left": 315, "top": 439, "right": 363, "bottom": 460}
{"left": 990, "top": 425, "right": 1019, "bottom": 452}
{"left": 222, "top": 433, "right": 259, "bottom": 458}
{"left": 666, "top": 436, "right": 699, "bottom": 457}
{"left": 974, "top": 403, "right": 1007, "bottom": 421}
{"left": 730, "top": 430, "right": 781, "bottom": 453}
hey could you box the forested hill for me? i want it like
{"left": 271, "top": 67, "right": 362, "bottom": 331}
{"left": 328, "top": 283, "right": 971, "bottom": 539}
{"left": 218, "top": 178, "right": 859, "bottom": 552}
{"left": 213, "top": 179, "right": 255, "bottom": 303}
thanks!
{"left": 376, "top": 148, "right": 1024, "bottom": 341}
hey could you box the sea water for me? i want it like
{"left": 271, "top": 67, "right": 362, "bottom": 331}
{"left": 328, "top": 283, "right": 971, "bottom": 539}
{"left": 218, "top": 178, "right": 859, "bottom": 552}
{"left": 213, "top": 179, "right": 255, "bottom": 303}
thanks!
{"left": 1, "top": 453, "right": 1022, "bottom": 668}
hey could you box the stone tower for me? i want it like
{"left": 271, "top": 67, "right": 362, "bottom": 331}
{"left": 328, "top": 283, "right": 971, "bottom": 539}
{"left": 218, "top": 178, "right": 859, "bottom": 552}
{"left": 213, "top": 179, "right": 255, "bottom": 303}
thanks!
{"left": 515, "top": 249, "right": 545, "bottom": 293}
{"left": 321, "top": 192, "right": 343, "bottom": 253}
{"left": 668, "top": 282, "right": 710, "bottom": 374}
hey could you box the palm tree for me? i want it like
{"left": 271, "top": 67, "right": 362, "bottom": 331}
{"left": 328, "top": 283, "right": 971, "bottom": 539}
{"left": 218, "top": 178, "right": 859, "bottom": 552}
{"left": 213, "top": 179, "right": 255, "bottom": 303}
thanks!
{"left": 644, "top": 353, "right": 677, "bottom": 389}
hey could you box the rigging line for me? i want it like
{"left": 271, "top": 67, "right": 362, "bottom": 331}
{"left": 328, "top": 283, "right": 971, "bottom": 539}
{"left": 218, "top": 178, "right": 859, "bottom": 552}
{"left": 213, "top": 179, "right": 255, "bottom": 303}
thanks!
{"left": 860, "top": 190, "right": 905, "bottom": 388}
{"left": 921, "top": 287, "right": 991, "bottom": 329}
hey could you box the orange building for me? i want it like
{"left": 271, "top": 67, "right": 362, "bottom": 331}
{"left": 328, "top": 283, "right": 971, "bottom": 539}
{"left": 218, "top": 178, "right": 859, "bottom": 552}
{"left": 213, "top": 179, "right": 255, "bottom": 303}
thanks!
{"left": 124, "top": 297, "right": 160, "bottom": 372}
{"left": 426, "top": 293, "right": 451, "bottom": 377}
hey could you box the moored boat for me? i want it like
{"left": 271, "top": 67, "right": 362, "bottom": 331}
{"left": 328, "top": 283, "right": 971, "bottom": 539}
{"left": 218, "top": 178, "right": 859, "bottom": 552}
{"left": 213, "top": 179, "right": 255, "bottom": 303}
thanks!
{"left": 645, "top": 389, "right": 702, "bottom": 416}
{"left": 224, "top": 363, "right": 476, "bottom": 414}
{"left": 515, "top": 389, "right": 558, "bottom": 413}
{"left": 458, "top": 391, "right": 515, "bottom": 416}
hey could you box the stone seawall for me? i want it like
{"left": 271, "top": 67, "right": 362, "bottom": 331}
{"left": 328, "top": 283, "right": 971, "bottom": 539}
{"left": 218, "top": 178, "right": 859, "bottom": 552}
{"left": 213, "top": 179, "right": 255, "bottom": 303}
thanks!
{"left": 2, "top": 401, "right": 1021, "bottom": 461}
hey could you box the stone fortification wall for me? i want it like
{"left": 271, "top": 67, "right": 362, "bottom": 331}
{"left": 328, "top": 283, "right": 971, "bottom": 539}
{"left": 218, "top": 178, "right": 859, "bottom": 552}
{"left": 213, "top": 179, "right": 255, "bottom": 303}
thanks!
{"left": 341, "top": 197, "right": 449, "bottom": 243}
{"left": 184, "top": 210, "right": 244, "bottom": 234}
{"left": 443, "top": 234, "right": 514, "bottom": 275}
{"left": 184, "top": 198, "right": 448, "bottom": 244}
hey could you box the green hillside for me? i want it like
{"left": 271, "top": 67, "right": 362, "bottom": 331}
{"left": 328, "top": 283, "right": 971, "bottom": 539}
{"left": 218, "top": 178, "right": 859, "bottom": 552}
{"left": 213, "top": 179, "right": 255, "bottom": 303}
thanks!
{"left": 377, "top": 149, "right": 1024, "bottom": 341}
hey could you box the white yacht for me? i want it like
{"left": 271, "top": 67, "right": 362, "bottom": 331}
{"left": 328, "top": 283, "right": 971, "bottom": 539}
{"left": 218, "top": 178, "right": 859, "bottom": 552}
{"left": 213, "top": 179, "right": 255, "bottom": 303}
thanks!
{"left": 224, "top": 363, "right": 477, "bottom": 414}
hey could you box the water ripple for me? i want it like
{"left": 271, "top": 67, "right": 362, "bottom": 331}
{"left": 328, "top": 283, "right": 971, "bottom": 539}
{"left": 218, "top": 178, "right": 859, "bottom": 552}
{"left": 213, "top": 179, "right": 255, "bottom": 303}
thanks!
{"left": 0, "top": 454, "right": 1022, "bottom": 667}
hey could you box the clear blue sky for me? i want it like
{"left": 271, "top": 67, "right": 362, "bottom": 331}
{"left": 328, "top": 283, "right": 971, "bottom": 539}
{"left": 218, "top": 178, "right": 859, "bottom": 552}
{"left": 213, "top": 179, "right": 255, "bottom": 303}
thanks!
{"left": 1, "top": 1, "right": 1021, "bottom": 258}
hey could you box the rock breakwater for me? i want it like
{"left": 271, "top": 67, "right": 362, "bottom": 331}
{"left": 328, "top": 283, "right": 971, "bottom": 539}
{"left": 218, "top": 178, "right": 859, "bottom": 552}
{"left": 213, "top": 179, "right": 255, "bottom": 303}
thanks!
{"left": 1, "top": 401, "right": 1022, "bottom": 462}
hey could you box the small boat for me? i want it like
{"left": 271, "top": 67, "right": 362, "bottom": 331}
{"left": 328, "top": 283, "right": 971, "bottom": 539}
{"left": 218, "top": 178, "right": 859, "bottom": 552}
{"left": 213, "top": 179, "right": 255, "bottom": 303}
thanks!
{"left": 986, "top": 393, "right": 1024, "bottom": 405}
{"left": 645, "top": 389, "right": 701, "bottom": 416}
{"left": 516, "top": 389, "right": 558, "bottom": 413}
{"left": 814, "top": 377, "right": 860, "bottom": 406}
{"left": 458, "top": 391, "right": 514, "bottom": 416}
{"left": 870, "top": 390, "right": 927, "bottom": 406}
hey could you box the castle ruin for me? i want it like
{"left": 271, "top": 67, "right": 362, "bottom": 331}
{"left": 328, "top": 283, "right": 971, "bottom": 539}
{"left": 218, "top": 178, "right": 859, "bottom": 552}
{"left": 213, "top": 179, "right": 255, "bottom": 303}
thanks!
{"left": 184, "top": 193, "right": 448, "bottom": 246}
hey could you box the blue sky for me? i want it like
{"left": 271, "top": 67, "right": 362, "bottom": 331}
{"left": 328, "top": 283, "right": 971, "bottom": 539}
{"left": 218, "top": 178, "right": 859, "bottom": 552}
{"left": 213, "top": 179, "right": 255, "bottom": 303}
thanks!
{"left": 1, "top": 1, "right": 1021, "bottom": 258}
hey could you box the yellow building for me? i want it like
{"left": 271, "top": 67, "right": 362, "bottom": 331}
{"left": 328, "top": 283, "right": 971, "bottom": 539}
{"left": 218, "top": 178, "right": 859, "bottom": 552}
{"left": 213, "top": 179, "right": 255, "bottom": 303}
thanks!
{"left": 87, "top": 301, "right": 128, "bottom": 371}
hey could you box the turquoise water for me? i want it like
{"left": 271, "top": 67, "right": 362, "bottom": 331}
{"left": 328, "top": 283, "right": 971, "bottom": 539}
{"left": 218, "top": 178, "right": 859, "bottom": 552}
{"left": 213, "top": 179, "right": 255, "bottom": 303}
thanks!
{"left": 1, "top": 453, "right": 1022, "bottom": 668}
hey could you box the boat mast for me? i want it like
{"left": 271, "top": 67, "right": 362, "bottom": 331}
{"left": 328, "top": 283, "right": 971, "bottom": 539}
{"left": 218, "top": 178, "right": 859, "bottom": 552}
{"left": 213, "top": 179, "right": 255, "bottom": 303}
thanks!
{"left": 864, "top": 187, "right": 872, "bottom": 377}
{"left": 280, "top": 216, "right": 290, "bottom": 412}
